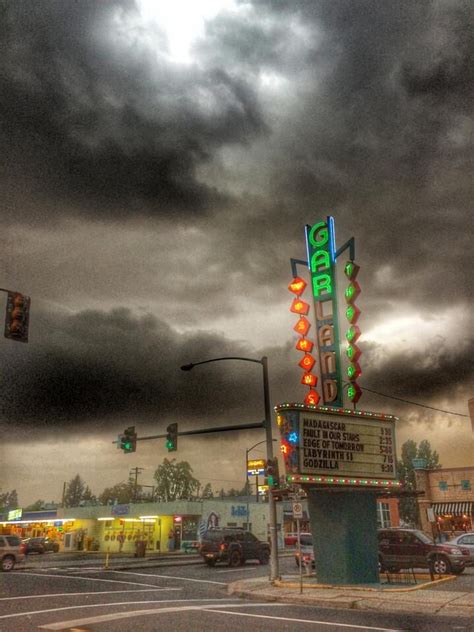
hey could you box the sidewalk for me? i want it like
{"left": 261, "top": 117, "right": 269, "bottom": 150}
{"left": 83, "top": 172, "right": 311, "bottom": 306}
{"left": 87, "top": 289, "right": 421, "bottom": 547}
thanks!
{"left": 21, "top": 550, "right": 204, "bottom": 572}
{"left": 228, "top": 576, "right": 474, "bottom": 620}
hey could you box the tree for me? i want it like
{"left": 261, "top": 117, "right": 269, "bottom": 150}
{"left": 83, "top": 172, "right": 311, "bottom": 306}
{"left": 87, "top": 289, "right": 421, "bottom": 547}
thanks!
{"left": 201, "top": 483, "right": 214, "bottom": 499}
{"left": 397, "top": 439, "right": 442, "bottom": 526}
{"left": 0, "top": 489, "right": 18, "bottom": 510}
{"left": 24, "top": 499, "right": 45, "bottom": 511}
{"left": 417, "top": 440, "right": 441, "bottom": 469}
{"left": 98, "top": 482, "right": 135, "bottom": 505}
{"left": 63, "top": 475, "right": 88, "bottom": 508}
{"left": 81, "top": 486, "right": 97, "bottom": 506}
{"left": 153, "top": 459, "right": 200, "bottom": 502}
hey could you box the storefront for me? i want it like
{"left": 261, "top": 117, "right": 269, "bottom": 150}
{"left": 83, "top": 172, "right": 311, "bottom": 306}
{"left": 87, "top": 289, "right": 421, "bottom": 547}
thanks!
{"left": 0, "top": 509, "right": 77, "bottom": 547}
{"left": 415, "top": 465, "right": 473, "bottom": 538}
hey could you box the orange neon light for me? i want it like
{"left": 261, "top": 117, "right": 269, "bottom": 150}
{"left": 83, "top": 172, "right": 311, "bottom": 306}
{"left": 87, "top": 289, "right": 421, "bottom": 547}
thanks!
{"left": 288, "top": 277, "right": 307, "bottom": 296}
{"left": 301, "top": 373, "right": 317, "bottom": 387}
{"left": 304, "top": 390, "right": 320, "bottom": 406}
{"left": 290, "top": 298, "right": 310, "bottom": 315}
{"left": 293, "top": 317, "right": 311, "bottom": 336}
{"left": 299, "top": 354, "right": 315, "bottom": 371}
{"left": 295, "top": 337, "right": 313, "bottom": 352}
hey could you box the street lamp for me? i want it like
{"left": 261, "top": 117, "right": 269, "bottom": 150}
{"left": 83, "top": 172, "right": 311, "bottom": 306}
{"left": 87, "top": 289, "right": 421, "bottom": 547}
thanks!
{"left": 180, "top": 355, "right": 280, "bottom": 581}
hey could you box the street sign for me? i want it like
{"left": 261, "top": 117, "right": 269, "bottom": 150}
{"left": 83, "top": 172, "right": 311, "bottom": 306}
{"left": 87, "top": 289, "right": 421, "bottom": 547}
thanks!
{"left": 292, "top": 502, "right": 303, "bottom": 519}
{"left": 247, "top": 458, "right": 266, "bottom": 476}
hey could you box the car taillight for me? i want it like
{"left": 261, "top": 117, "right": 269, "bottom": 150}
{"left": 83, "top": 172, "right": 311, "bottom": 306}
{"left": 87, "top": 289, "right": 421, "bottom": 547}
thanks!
{"left": 220, "top": 543, "right": 228, "bottom": 551}
{"left": 460, "top": 547, "right": 470, "bottom": 556}
{"left": 19, "top": 544, "right": 27, "bottom": 554}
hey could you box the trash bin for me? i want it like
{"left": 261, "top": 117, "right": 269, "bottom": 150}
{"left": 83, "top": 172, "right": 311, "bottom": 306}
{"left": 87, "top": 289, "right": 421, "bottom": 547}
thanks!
{"left": 135, "top": 540, "right": 146, "bottom": 558}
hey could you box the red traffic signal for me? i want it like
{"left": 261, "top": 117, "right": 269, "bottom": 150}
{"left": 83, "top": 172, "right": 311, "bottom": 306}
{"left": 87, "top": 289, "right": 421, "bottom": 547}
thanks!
{"left": 4, "top": 292, "right": 30, "bottom": 343}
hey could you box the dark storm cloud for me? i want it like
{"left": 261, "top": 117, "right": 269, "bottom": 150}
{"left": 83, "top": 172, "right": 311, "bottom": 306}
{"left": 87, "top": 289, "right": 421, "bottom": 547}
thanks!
{"left": 207, "top": 0, "right": 473, "bottom": 308}
{"left": 361, "top": 339, "right": 474, "bottom": 403}
{"left": 0, "top": 307, "right": 272, "bottom": 425}
{"left": 0, "top": 0, "right": 267, "bottom": 218}
{"left": 1, "top": 306, "right": 471, "bottom": 428}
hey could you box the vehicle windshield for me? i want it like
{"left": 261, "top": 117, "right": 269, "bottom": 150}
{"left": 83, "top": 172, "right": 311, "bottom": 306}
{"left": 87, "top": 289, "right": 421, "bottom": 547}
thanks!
{"left": 414, "top": 530, "right": 433, "bottom": 544}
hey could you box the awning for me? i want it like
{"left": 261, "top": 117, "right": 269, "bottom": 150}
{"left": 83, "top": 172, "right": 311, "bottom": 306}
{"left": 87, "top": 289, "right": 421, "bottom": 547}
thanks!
{"left": 432, "top": 502, "right": 473, "bottom": 516}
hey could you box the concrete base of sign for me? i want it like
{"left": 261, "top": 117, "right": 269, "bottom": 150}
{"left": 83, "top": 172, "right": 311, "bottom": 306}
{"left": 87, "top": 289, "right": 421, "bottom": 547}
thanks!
{"left": 307, "top": 488, "right": 379, "bottom": 585}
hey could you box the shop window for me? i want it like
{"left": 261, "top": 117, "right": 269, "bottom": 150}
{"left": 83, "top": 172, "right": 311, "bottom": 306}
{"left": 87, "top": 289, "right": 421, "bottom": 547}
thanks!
{"left": 377, "top": 502, "right": 391, "bottom": 528}
{"left": 461, "top": 480, "right": 471, "bottom": 491}
{"left": 438, "top": 481, "right": 448, "bottom": 491}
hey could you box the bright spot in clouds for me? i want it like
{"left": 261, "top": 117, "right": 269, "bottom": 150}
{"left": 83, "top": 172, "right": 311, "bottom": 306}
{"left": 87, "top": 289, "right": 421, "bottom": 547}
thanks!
{"left": 363, "top": 305, "right": 470, "bottom": 352}
{"left": 137, "top": 0, "right": 237, "bottom": 63}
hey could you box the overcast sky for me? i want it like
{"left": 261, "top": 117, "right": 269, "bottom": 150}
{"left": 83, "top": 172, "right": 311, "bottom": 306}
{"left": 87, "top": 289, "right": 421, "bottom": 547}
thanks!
{"left": 1, "top": 0, "right": 472, "bottom": 505}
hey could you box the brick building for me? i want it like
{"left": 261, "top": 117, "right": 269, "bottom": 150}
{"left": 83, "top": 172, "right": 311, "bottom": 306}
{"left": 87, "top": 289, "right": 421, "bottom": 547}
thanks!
{"left": 415, "top": 466, "right": 473, "bottom": 538}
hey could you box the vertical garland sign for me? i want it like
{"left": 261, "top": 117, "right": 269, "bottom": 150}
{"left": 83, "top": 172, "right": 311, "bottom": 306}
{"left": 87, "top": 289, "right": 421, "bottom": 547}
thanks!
{"left": 288, "top": 217, "right": 362, "bottom": 407}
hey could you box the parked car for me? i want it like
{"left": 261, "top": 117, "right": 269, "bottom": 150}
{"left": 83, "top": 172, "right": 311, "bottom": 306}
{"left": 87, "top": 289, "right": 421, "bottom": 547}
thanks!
{"left": 449, "top": 533, "right": 474, "bottom": 566}
{"left": 284, "top": 532, "right": 298, "bottom": 546}
{"left": 22, "top": 537, "right": 60, "bottom": 554}
{"left": 378, "top": 528, "right": 469, "bottom": 575}
{"left": 199, "top": 528, "right": 270, "bottom": 567}
{"left": 0, "top": 535, "right": 26, "bottom": 571}
{"left": 294, "top": 532, "right": 315, "bottom": 568}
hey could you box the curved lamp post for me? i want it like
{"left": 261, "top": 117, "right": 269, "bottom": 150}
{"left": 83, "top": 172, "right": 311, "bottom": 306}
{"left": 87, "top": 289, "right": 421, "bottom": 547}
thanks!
{"left": 180, "top": 355, "right": 279, "bottom": 581}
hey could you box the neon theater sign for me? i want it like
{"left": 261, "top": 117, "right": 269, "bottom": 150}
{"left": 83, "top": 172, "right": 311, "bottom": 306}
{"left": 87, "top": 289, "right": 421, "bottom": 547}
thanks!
{"left": 281, "top": 216, "right": 400, "bottom": 490}
{"left": 288, "top": 216, "right": 362, "bottom": 408}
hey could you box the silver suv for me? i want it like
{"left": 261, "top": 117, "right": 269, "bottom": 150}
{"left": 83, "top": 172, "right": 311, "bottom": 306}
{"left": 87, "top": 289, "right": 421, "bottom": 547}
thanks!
{"left": 0, "top": 534, "right": 26, "bottom": 571}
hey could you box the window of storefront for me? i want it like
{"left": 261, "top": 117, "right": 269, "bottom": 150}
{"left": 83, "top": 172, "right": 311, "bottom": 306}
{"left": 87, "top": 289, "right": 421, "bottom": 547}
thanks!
{"left": 377, "top": 502, "right": 391, "bottom": 528}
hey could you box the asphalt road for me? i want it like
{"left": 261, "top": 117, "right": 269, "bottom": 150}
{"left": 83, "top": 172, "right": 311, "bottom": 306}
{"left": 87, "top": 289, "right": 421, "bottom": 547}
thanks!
{"left": 1, "top": 557, "right": 473, "bottom": 632}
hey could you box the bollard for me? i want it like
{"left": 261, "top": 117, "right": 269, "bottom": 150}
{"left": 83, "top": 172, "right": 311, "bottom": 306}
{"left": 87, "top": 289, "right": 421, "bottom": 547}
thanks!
{"left": 104, "top": 547, "right": 110, "bottom": 570}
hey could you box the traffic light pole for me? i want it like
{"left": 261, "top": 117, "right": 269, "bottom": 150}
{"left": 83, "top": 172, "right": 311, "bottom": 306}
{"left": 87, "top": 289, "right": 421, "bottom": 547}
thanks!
{"left": 180, "top": 355, "right": 280, "bottom": 582}
{"left": 112, "top": 420, "right": 265, "bottom": 447}
{"left": 262, "top": 356, "right": 280, "bottom": 582}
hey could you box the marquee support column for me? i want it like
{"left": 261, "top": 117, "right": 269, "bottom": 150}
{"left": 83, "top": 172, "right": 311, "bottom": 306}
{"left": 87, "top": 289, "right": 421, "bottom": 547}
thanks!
{"left": 307, "top": 488, "right": 379, "bottom": 584}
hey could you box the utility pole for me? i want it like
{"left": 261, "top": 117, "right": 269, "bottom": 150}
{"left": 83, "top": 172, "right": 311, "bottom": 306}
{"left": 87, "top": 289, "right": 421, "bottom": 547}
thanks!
{"left": 129, "top": 467, "right": 144, "bottom": 503}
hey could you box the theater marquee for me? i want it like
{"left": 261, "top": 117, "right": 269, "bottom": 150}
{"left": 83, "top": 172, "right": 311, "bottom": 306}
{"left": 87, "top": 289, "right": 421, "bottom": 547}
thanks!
{"left": 277, "top": 403, "right": 400, "bottom": 489}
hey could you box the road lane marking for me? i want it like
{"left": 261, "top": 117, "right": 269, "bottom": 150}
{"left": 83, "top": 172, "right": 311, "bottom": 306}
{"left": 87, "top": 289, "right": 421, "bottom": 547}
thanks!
{"left": 202, "top": 608, "right": 406, "bottom": 631}
{"left": 216, "top": 567, "right": 256, "bottom": 573}
{"left": 0, "top": 588, "right": 180, "bottom": 601}
{"left": 0, "top": 599, "right": 235, "bottom": 621}
{"left": 37, "top": 601, "right": 272, "bottom": 630}
{"left": 105, "top": 570, "right": 227, "bottom": 586}
{"left": 16, "top": 572, "right": 170, "bottom": 589}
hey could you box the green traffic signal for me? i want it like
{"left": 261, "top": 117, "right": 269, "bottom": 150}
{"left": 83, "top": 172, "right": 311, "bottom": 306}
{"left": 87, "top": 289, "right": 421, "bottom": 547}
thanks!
{"left": 166, "top": 423, "right": 178, "bottom": 452}
{"left": 120, "top": 426, "right": 137, "bottom": 453}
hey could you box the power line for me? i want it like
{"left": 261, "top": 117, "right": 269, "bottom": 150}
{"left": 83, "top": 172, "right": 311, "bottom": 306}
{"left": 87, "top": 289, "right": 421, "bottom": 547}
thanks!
{"left": 362, "top": 386, "right": 468, "bottom": 417}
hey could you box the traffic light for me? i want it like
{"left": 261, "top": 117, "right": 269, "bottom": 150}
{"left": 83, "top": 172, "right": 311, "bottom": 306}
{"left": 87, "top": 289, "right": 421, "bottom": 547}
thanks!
{"left": 265, "top": 458, "right": 280, "bottom": 488}
{"left": 4, "top": 291, "right": 31, "bottom": 343}
{"left": 120, "top": 426, "right": 137, "bottom": 453}
{"left": 166, "top": 423, "right": 178, "bottom": 452}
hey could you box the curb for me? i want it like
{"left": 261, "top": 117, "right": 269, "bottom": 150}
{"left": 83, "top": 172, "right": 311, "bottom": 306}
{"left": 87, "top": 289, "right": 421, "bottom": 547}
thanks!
{"left": 274, "top": 573, "right": 457, "bottom": 593}
{"left": 227, "top": 580, "right": 474, "bottom": 619}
